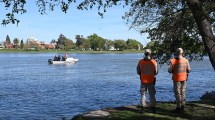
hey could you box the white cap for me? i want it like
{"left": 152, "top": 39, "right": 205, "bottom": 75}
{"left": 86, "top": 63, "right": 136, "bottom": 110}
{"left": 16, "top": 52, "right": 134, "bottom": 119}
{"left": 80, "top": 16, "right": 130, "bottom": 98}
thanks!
{"left": 176, "top": 48, "right": 183, "bottom": 54}
{"left": 145, "top": 49, "right": 151, "bottom": 54}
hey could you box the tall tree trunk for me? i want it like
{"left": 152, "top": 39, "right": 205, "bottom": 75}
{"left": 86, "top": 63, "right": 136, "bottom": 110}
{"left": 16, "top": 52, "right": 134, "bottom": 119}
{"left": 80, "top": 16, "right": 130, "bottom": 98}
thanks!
{"left": 187, "top": 0, "right": 215, "bottom": 70}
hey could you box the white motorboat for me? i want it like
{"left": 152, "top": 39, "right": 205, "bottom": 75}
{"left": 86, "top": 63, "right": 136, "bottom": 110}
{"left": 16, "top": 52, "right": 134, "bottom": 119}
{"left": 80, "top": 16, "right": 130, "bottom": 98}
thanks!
{"left": 48, "top": 57, "right": 79, "bottom": 64}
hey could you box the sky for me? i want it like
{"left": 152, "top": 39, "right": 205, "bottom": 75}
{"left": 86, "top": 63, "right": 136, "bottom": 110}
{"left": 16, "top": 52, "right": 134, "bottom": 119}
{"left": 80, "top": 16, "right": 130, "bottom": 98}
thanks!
{"left": 0, "top": 1, "right": 149, "bottom": 45}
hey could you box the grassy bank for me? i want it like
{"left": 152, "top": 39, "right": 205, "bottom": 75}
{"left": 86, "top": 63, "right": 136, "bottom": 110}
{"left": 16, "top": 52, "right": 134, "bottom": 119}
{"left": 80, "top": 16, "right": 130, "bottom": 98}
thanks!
{"left": 71, "top": 100, "right": 215, "bottom": 120}
{"left": 0, "top": 49, "right": 144, "bottom": 54}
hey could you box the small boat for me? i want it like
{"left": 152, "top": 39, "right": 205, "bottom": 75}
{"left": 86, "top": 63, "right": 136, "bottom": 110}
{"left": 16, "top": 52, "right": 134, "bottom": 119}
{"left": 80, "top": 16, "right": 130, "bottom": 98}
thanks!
{"left": 48, "top": 57, "right": 79, "bottom": 64}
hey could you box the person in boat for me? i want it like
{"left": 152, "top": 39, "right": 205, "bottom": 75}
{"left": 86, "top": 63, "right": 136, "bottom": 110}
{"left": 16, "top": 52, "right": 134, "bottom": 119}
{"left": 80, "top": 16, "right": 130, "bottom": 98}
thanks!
{"left": 61, "top": 56, "right": 65, "bottom": 61}
{"left": 58, "top": 55, "right": 61, "bottom": 61}
{"left": 168, "top": 48, "right": 191, "bottom": 113}
{"left": 53, "top": 55, "right": 58, "bottom": 61}
{"left": 61, "top": 53, "right": 68, "bottom": 61}
{"left": 136, "top": 49, "right": 158, "bottom": 113}
{"left": 64, "top": 53, "right": 68, "bottom": 60}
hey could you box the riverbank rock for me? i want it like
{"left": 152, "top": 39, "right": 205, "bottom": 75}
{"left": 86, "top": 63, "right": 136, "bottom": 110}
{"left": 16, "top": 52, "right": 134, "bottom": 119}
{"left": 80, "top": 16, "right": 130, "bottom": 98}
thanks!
{"left": 72, "top": 110, "right": 111, "bottom": 120}
{"left": 200, "top": 91, "right": 215, "bottom": 100}
{"left": 72, "top": 105, "right": 140, "bottom": 120}
{"left": 81, "top": 110, "right": 110, "bottom": 118}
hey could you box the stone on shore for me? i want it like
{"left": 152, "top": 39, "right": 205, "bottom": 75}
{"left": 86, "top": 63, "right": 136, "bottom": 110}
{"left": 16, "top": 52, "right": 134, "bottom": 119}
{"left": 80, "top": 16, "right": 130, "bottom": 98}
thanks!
{"left": 200, "top": 91, "right": 215, "bottom": 100}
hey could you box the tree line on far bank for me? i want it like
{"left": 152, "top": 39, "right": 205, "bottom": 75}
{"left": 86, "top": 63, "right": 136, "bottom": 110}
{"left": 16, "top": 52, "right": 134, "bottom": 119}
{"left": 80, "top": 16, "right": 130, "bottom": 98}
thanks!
{"left": 1, "top": 33, "right": 144, "bottom": 51}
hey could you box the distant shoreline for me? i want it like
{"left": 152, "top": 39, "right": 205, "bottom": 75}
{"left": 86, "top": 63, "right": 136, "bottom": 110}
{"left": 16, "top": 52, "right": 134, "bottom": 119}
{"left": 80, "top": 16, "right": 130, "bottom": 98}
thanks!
{"left": 0, "top": 49, "right": 144, "bottom": 54}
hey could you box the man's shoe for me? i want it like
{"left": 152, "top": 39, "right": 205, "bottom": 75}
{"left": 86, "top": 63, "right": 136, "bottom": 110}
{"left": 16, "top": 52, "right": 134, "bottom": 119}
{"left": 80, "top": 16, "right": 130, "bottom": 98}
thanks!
{"left": 152, "top": 107, "right": 157, "bottom": 113}
{"left": 181, "top": 106, "right": 185, "bottom": 112}
{"left": 173, "top": 107, "right": 181, "bottom": 113}
{"left": 139, "top": 106, "right": 145, "bottom": 113}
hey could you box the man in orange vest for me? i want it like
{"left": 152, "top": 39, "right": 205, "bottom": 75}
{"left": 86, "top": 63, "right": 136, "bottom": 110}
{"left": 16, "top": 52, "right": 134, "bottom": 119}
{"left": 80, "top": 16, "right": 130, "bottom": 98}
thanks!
{"left": 168, "top": 48, "right": 191, "bottom": 113}
{"left": 137, "top": 49, "right": 158, "bottom": 113}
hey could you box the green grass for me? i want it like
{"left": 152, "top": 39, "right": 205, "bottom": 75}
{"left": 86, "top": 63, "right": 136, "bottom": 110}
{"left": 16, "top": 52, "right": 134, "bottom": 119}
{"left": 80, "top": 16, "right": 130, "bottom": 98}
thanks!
{"left": 71, "top": 101, "right": 215, "bottom": 120}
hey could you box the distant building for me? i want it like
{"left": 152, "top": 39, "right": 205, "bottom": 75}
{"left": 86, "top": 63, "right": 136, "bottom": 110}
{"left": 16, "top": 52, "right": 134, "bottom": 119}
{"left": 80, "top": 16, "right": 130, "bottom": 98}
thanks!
{"left": 27, "top": 35, "right": 39, "bottom": 45}
{"left": 26, "top": 35, "right": 47, "bottom": 49}
{"left": 46, "top": 43, "right": 55, "bottom": 49}
{"left": 109, "top": 46, "right": 116, "bottom": 51}
{"left": 5, "top": 42, "right": 13, "bottom": 49}
{"left": 0, "top": 44, "right": 3, "bottom": 49}
{"left": 138, "top": 44, "right": 141, "bottom": 50}
{"left": 39, "top": 41, "right": 46, "bottom": 49}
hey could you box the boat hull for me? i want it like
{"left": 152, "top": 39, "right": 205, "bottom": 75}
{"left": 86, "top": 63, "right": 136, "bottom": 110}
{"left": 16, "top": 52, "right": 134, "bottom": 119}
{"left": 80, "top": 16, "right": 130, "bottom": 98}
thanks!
{"left": 48, "top": 58, "right": 78, "bottom": 64}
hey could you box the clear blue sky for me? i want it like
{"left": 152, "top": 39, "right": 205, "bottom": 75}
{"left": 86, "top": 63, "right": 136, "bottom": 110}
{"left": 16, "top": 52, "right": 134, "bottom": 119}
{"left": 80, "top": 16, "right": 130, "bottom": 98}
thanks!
{"left": 0, "top": 1, "right": 149, "bottom": 45}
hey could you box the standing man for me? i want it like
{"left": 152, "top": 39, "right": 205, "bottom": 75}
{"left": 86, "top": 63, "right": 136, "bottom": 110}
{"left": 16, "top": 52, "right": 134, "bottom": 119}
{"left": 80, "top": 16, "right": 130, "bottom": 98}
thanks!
{"left": 168, "top": 48, "right": 191, "bottom": 113}
{"left": 137, "top": 49, "right": 158, "bottom": 113}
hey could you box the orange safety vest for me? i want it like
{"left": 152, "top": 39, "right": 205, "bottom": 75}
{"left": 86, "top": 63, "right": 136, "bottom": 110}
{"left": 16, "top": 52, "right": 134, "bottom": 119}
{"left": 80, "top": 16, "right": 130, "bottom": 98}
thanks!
{"left": 139, "top": 59, "right": 156, "bottom": 84}
{"left": 170, "top": 57, "right": 188, "bottom": 82}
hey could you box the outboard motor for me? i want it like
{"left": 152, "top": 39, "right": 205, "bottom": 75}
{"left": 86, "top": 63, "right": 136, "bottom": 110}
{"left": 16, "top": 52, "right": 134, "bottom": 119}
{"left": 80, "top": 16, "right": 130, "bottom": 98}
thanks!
{"left": 48, "top": 59, "right": 53, "bottom": 64}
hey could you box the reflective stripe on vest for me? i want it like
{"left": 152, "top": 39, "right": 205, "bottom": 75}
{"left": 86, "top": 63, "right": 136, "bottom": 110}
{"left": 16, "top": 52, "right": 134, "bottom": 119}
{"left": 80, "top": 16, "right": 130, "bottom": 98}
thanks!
{"left": 139, "top": 59, "right": 156, "bottom": 84}
{"left": 171, "top": 58, "right": 188, "bottom": 81}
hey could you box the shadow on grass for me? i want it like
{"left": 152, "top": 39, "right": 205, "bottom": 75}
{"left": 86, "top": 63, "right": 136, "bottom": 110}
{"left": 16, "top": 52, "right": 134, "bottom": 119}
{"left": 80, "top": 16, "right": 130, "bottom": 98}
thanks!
{"left": 113, "top": 106, "right": 140, "bottom": 113}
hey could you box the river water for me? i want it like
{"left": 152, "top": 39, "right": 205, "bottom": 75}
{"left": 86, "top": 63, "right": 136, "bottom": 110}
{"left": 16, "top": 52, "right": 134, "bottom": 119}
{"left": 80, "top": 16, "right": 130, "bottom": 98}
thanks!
{"left": 0, "top": 53, "right": 214, "bottom": 120}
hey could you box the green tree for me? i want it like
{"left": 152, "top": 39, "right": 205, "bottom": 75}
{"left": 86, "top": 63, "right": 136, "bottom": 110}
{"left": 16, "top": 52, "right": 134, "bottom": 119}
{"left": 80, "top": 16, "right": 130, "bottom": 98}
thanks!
{"left": 122, "top": 0, "right": 215, "bottom": 69}
{"left": 56, "top": 34, "right": 75, "bottom": 50}
{"left": 1, "top": 0, "right": 215, "bottom": 69}
{"left": 64, "top": 39, "right": 74, "bottom": 51}
{"left": 75, "top": 35, "right": 92, "bottom": 50}
{"left": 75, "top": 35, "right": 85, "bottom": 50}
{"left": 5, "top": 35, "right": 10, "bottom": 43}
{"left": 20, "top": 39, "right": 24, "bottom": 49}
{"left": 126, "top": 39, "right": 142, "bottom": 50}
{"left": 4, "top": 35, "right": 11, "bottom": 49}
{"left": 56, "top": 34, "right": 66, "bottom": 50}
{"left": 5, "top": 35, "right": 11, "bottom": 44}
{"left": 13, "top": 38, "right": 19, "bottom": 49}
{"left": 87, "top": 34, "right": 105, "bottom": 51}
{"left": 83, "top": 39, "right": 91, "bottom": 50}
{"left": 146, "top": 41, "right": 155, "bottom": 49}
{"left": 114, "top": 39, "right": 127, "bottom": 51}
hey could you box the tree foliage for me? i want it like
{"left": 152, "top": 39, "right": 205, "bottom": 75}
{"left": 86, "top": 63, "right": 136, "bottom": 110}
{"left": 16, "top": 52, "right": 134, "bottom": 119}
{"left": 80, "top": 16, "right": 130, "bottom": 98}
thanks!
{"left": 6, "top": 35, "right": 11, "bottom": 44}
{"left": 4, "top": 35, "right": 11, "bottom": 49}
{"left": 75, "top": 35, "right": 86, "bottom": 50}
{"left": 114, "top": 39, "right": 127, "bottom": 51}
{"left": 123, "top": 0, "right": 215, "bottom": 68}
{"left": 56, "top": 34, "right": 66, "bottom": 49}
{"left": 13, "top": 38, "right": 19, "bottom": 49}
{"left": 64, "top": 38, "right": 74, "bottom": 51}
{"left": 126, "top": 38, "right": 142, "bottom": 50}
{"left": 87, "top": 33, "right": 105, "bottom": 51}
{"left": 123, "top": 0, "right": 209, "bottom": 61}
{"left": 20, "top": 39, "right": 24, "bottom": 49}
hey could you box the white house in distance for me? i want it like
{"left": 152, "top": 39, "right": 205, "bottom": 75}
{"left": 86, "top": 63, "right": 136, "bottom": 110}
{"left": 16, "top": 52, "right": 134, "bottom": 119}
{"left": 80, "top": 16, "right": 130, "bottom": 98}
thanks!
{"left": 0, "top": 43, "right": 3, "bottom": 49}
{"left": 26, "top": 35, "right": 40, "bottom": 45}
{"left": 26, "top": 35, "right": 55, "bottom": 49}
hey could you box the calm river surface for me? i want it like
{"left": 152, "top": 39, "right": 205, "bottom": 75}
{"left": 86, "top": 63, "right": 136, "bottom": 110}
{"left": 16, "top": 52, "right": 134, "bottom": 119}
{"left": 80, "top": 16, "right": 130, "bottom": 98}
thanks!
{"left": 0, "top": 53, "right": 214, "bottom": 120}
